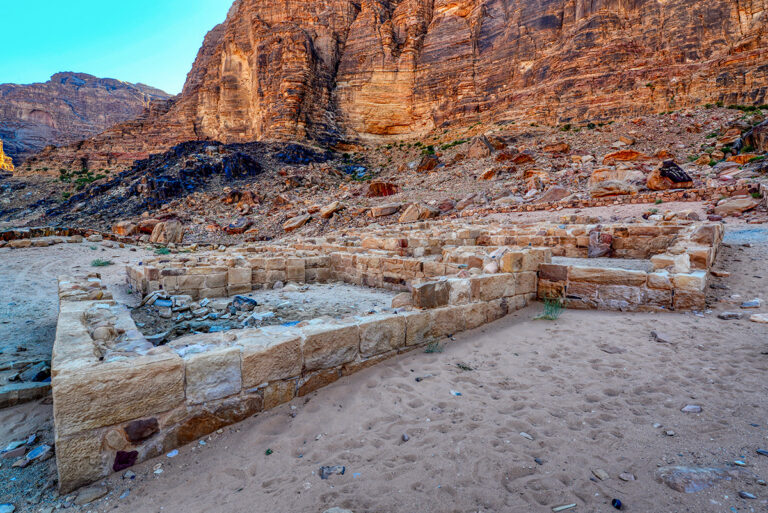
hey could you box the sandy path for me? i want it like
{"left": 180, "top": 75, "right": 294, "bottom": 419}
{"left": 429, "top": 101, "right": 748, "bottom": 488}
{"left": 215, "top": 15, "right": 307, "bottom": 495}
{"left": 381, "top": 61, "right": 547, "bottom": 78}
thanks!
{"left": 0, "top": 239, "right": 153, "bottom": 369}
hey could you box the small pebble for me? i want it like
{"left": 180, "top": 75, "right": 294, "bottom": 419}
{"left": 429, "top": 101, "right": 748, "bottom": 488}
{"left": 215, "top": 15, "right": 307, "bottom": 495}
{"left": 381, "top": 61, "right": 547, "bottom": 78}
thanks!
{"left": 520, "top": 432, "right": 534, "bottom": 441}
{"left": 619, "top": 472, "right": 636, "bottom": 482}
{"left": 738, "top": 491, "right": 757, "bottom": 500}
{"left": 402, "top": 434, "right": 409, "bottom": 442}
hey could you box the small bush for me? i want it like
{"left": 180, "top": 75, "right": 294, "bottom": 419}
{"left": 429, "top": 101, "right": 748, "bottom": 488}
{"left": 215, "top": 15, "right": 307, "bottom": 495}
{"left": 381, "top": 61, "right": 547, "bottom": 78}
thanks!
{"left": 91, "top": 259, "right": 113, "bottom": 267}
{"left": 751, "top": 191, "right": 764, "bottom": 199}
{"left": 424, "top": 341, "right": 443, "bottom": 354}
{"left": 535, "top": 297, "right": 564, "bottom": 321}
{"left": 440, "top": 139, "right": 467, "bottom": 150}
{"left": 708, "top": 160, "right": 718, "bottom": 167}
{"left": 742, "top": 145, "right": 755, "bottom": 153}
{"left": 560, "top": 123, "right": 572, "bottom": 132}
{"left": 655, "top": 199, "right": 664, "bottom": 205}
{"left": 155, "top": 247, "right": 171, "bottom": 255}
{"left": 421, "top": 145, "right": 435, "bottom": 156}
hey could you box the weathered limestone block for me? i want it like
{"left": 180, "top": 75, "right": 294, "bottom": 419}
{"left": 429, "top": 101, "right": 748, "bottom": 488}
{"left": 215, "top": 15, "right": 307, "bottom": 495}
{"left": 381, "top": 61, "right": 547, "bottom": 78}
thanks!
{"left": 412, "top": 280, "right": 450, "bottom": 309}
{"left": 642, "top": 288, "right": 673, "bottom": 309}
{"left": 184, "top": 346, "right": 242, "bottom": 404}
{"left": 358, "top": 315, "right": 406, "bottom": 357}
{"left": 448, "top": 278, "right": 471, "bottom": 305}
{"left": 430, "top": 307, "right": 466, "bottom": 339}
{"left": 470, "top": 274, "right": 516, "bottom": 302}
{"left": 672, "top": 271, "right": 707, "bottom": 291}
{"left": 55, "top": 431, "right": 109, "bottom": 493}
{"left": 298, "top": 368, "right": 341, "bottom": 397}
{"left": 404, "top": 310, "right": 432, "bottom": 346}
{"left": 53, "top": 353, "right": 184, "bottom": 437}
{"left": 647, "top": 271, "right": 673, "bottom": 290}
{"left": 461, "top": 303, "right": 488, "bottom": 330}
{"left": 227, "top": 267, "right": 252, "bottom": 286}
{"left": 569, "top": 267, "right": 647, "bottom": 286}
{"left": 515, "top": 272, "right": 538, "bottom": 295}
{"left": 262, "top": 379, "right": 296, "bottom": 410}
{"left": 673, "top": 290, "right": 706, "bottom": 310}
{"left": 302, "top": 323, "right": 359, "bottom": 371}
{"left": 240, "top": 328, "right": 303, "bottom": 388}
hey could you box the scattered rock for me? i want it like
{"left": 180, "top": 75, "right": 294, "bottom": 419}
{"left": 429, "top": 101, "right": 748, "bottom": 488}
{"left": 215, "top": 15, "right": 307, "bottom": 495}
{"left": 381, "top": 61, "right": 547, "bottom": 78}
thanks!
{"left": 319, "top": 465, "right": 346, "bottom": 480}
{"left": 74, "top": 484, "right": 109, "bottom": 505}
{"left": 416, "top": 154, "right": 440, "bottom": 173}
{"left": 656, "top": 466, "right": 744, "bottom": 493}
{"left": 602, "top": 149, "right": 651, "bottom": 165}
{"left": 536, "top": 186, "right": 570, "bottom": 204}
{"left": 646, "top": 161, "right": 693, "bottom": 190}
{"left": 619, "top": 472, "right": 636, "bottom": 481}
{"left": 650, "top": 331, "right": 673, "bottom": 344}
{"left": 543, "top": 142, "right": 570, "bottom": 153}
{"left": 592, "top": 468, "right": 610, "bottom": 481}
{"left": 283, "top": 214, "right": 311, "bottom": 232}
{"left": 750, "top": 314, "right": 768, "bottom": 324}
{"left": 149, "top": 220, "right": 184, "bottom": 244}
{"left": 714, "top": 196, "right": 759, "bottom": 217}
{"left": 320, "top": 201, "right": 342, "bottom": 219}
{"left": 369, "top": 203, "right": 402, "bottom": 218}
{"left": 740, "top": 298, "right": 761, "bottom": 309}
{"left": 738, "top": 491, "right": 757, "bottom": 500}
{"left": 467, "top": 136, "right": 494, "bottom": 159}
{"left": 718, "top": 311, "right": 743, "bottom": 320}
{"left": 681, "top": 404, "right": 702, "bottom": 413}
{"left": 367, "top": 181, "right": 399, "bottom": 198}
{"left": 590, "top": 180, "right": 638, "bottom": 198}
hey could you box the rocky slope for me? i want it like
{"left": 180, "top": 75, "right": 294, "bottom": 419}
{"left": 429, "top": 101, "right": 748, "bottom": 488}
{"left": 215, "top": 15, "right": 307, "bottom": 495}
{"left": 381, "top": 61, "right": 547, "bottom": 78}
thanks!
{"left": 19, "top": 0, "right": 768, "bottom": 174}
{"left": 0, "top": 72, "right": 170, "bottom": 163}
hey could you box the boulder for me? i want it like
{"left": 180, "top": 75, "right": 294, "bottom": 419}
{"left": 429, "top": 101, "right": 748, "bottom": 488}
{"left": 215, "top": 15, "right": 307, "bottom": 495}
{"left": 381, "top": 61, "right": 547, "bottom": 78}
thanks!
{"left": 369, "top": 203, "right": 402, "bottom": 217}
{"left": 726, "top": 154, "right": 758, "bottom": 165}
{"left": 399, "top": 203, "right": 439, "bottom": 223}
{"left": 112, "top": 221, "right": 137, "bottom": 237}
{"left": 467, "top": 136, "right": 494, "bottom": 159}
{"left": 283, "top": 214, "right": 311, "bottom": 232}
{"left": 149, "top": 220, "right": 184, "bottom": 244}
{"left": 744, "top": 119, "right": 768, "bottom": 153}
{"left": 367, "top": 181, "right": 399, "bottom": 197}
{"left": 416, "top": 154, "right": 440, "bottom": 173}
{"left": 320, "top": 201, "right": 342, "bottom": 218}
{"left": 714, "top": 196, "right": 760, "bottom": 216}
{"left": 589, "top": 180, "right": 638, "bottom": 197}
{"left": 511, "top": 152, "right": 536, "bottom": 165}
{"left": 647, "top": 161, "right": 693, "bottom": 190}
{"left": 602, "top": 149, "right": 651, "bottom": 165}
{"left": 542, "top": 142, "right": 570, "bottom": 153}
{"left": 536, "top": 186, "right": 570, "bottom": 203}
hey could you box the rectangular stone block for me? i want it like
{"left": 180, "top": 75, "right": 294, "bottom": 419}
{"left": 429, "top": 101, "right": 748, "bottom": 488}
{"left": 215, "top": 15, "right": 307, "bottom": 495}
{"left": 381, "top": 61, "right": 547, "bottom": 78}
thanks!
{"left": 358, "top": 315, "right": 406, "bottom": 357}
{"left": 462, "top": 303, "right": 488, "bottom": 330}
{"left": 55, "top": 431, "right": 109, "bottom": 494}
{"left": 516, "top": 271, "right": 537, "bottom": 295}
{"left": 673, "top": 289, "right": 706, "bottom": 310}
{"left": 430, "top": 306, "right": 465, "bottom": 338}
{"left": 178, "top": 275, "right": 205, "bottom": 289}
{"left": 228, "top": 267, "right": 252, "bottom": 286}
{"left": 204, "top": 273, "right": 227, "bottom": 289}
{"left": 262, "top": 379, "right": 296, "bottom": 410}
{"left": 53, "top": 354, "right": 184, "bottom": 437}
{"left": 448, "top": 278, "right": 471, "bottom": 305}
{"left": 302, "top": 324, "right": 359, "bottom": 371}
{"left": 647, "top": 271, "right": 672, "bottom": 290}
{"left": 412, "top": 281, "right": 450, "bottom": 309}
{"left": 240, "top": 328, "right": 303, "bottom": 388}
{"left": 403, "top": 310, "right": 432, "bottom": 346}
{"left": 184, "top": 346, "right": 242, "bottom": 405}
{"left": 569, "top": 266, "right": 647, "bottom": 286}
{"left": 298, "top": 368, "right": 341, "bottom": 397}
{"left": 672, "top": 271, "right": 707, "bottom": 291}
{"left": 539, "top": 263, "right": 568, "bottom": 282}
{"left": 470, "top": 274, "right": 515, "bottom": 302}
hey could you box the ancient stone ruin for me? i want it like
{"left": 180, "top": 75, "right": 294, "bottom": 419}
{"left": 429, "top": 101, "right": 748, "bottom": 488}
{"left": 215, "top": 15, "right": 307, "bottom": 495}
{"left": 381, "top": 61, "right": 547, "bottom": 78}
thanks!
{"left": 45, "top": 215, "right": 723, "bottom": 492}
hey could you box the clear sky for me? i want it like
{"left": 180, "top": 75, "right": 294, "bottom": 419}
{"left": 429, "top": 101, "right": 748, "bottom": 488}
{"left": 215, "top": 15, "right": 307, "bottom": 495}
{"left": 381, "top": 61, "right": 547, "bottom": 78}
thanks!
{"left": 2, "top": 0, "right": 232, "bottom": 95}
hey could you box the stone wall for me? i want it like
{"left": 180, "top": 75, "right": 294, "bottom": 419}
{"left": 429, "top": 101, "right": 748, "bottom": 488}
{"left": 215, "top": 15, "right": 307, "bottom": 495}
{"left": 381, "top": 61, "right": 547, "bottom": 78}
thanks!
{"left": 54, "top": 247, "right": 546, "bottom": 493}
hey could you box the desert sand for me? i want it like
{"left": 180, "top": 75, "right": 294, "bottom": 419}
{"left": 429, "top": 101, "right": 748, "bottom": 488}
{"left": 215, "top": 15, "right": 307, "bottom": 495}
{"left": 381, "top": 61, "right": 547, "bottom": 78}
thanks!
{"left": 1, "top": 223, "right": 767, "bottom": 513}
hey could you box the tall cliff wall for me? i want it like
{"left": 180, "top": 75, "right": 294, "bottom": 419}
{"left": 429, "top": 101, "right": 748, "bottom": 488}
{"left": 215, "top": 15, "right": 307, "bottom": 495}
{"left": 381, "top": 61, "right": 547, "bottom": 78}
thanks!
{"left": 21, "top": 0, "right": 768, "bottom": 172}
{"left": 0, "top": 72, "right": 170, "bottom": 162}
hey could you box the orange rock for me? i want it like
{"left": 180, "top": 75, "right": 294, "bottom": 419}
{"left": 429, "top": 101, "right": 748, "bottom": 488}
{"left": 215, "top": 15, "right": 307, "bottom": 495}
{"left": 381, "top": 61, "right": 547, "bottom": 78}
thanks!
{"left": 479, "top": 169, "right": 497, "bottom": 180}
{"left": 654, "top": 150, "right": 674, "bottom": 160}
{"left": 283, "top": 214, "right": 311, "bottom": 232}
{"left": 511, "top": 152, "right": 536, "bottom": 165}
{"left": 603, "top": 149, "right": 651, "bottom": 164}
{"left": 727, "top": 154, "right": 757, "bottom": 165}
{"left": 646, "top": 161, "right": 693, "bottom": 191}
{"left": 542, "top": 142, "right": 570, "bottom": 153}
{"left": 367, "top": 181, "right": 399, "bottom": 197}
{"left": 589, "top": 180, "right": 638, "bottom": 197}
{"left": 112, "top": 221, "right": 137, "bottom": 237}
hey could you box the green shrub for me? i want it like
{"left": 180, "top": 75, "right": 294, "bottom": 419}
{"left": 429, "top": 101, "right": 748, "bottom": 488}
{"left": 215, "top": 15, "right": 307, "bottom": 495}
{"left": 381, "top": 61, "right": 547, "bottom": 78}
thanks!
{"left": 535, "top": 297, "right": 564, "bottom": 321}
{"left": 91, "top": 259, "right": 113, "bottom": 267}
{"left": 155, "top": 247, "right": 171, "bottom": 255}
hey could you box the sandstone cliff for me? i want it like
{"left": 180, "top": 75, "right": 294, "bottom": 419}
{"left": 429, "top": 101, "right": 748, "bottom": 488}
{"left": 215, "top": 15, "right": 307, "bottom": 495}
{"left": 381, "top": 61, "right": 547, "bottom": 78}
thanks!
{"left": 0, "top": 72, "right": 171, "bottom": 162}
{"left": 22, "top": 0, "right": 768, "bottom": 172}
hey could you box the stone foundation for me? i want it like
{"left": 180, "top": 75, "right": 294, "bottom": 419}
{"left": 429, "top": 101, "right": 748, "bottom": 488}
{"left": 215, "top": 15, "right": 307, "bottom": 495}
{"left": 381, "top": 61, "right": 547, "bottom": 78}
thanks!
{"left": 52, "top": 218, "right": 723, "bottom": 492}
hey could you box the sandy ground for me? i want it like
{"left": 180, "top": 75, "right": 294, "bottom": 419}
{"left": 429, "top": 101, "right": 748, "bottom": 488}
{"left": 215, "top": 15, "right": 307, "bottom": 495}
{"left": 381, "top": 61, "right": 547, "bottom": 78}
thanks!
{"left": 1, "top": 223, "right": 767, "bottom": 512}
{"left": 0, "top": 239, "right": 153, "bottom": 372}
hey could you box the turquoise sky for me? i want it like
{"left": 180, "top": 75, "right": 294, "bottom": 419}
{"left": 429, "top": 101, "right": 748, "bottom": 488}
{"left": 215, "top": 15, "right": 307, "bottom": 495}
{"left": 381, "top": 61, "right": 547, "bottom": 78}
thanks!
{"left": 2, "top": 0, "right": 232, "bottom": 95}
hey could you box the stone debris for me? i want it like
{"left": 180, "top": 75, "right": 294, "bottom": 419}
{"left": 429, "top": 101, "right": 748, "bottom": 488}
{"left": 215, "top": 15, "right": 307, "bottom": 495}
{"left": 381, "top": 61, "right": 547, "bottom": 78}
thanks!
{"left": 680, "top": 404, "right": 702, "bottom": 413}
{"left": 655, "top": 466, "right": 746, "bottom": 493}
{"left": 74, "top": 484, "right": 109, "bottom": 505}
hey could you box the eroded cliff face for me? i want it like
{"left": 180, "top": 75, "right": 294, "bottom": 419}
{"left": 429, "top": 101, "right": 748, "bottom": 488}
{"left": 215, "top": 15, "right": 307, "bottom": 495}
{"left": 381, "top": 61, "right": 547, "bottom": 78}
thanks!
{"left": 22, "top": 0, "right": 768, "bottom": 172}
{"left": 0, "top": 73, "right": 171, "bottom": 163}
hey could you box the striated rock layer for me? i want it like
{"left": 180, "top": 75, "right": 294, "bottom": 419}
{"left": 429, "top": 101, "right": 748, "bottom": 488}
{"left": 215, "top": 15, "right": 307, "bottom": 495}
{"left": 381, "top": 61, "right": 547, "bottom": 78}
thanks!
{"left": 22, "top": 0, "right": 768, "bottom": 173}
{"left": 0, "top": 72, "right": 170, "bottom": 163}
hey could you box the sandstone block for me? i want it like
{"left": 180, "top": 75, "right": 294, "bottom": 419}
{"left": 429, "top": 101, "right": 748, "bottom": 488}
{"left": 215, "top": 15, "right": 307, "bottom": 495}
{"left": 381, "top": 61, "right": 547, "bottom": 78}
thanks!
{"left": 358, "top": 315, "right": 406, "bottom": 357}
{"left": 184, "top": 346, "right": 242, "bottom": 404}
{"left": 412, "top": 281, "right": 450, "bottom": 309}
{"left": 302, "top": 324, "right": 359, "bottom": 371}
{"left": 240, "top": 328, "right": 303, "bottom": 387}
{"left": 228, "top": 267, "right": 252, "bottom": 286}
{"left": 569, "top": 266, "right": 647, "bottom": 286}
{"left": 470, "top": 274, "right": 515, "bottom": 302}
{"left": 53, "top": 354, "right": 184, "bottom": 437}
{"left": 672, "top": 271, "right": 707, "bottom": 291}
{"left": 403, "top": 310, "right": 432, "bottom": 346}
